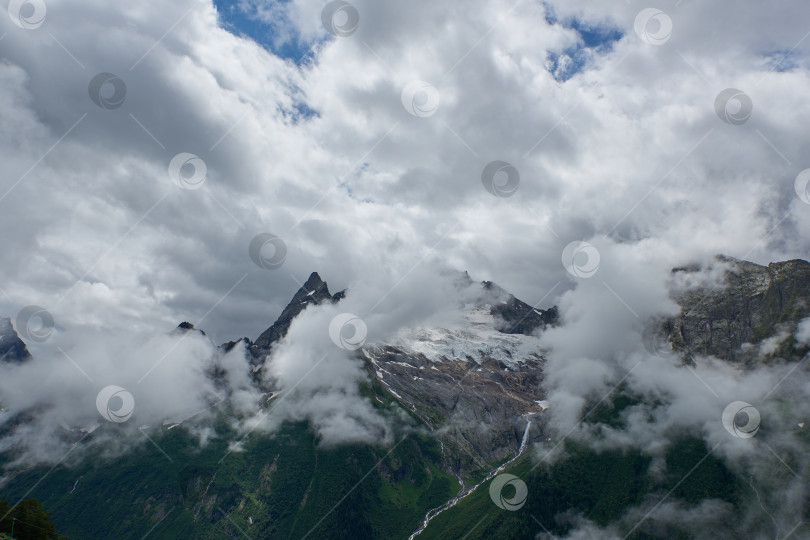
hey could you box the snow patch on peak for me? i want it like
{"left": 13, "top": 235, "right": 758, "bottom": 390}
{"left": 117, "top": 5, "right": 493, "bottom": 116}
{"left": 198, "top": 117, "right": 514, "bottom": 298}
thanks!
{"left": 391, "top": 306, "right": 544, "bottom": 368}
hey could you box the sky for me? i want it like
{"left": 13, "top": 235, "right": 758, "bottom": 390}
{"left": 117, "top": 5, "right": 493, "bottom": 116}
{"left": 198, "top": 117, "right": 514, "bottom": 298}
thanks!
{"left": 0, "top": 0, "right": 808, "bottom": 361}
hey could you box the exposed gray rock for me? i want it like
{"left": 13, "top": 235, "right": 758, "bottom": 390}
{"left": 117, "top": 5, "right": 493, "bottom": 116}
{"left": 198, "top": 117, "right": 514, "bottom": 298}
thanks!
{"left": 666, "top": 256, "right": 810, "bottom": 364}
{"left": 364, "top": 343, "right": 547, "bottom": 475}
{"left": 487, "top": 285, "right": 558, "bottom": 335}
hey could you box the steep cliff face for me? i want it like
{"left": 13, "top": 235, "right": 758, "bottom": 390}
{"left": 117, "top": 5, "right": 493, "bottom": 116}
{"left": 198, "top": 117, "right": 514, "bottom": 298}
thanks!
{"left": 666, "top": 256, "right": 810, "bottom": 364}
{"left": 252, "top": 272, "right": 343, "bottom": 351}
{"left": 0, "top": 317, "right": 31, "bottom": 363}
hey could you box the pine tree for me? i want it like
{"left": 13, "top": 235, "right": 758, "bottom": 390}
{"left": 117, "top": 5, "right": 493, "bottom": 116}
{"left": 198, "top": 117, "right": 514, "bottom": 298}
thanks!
{"left": 0, "top": 498, "right": 64, "bottom": 540}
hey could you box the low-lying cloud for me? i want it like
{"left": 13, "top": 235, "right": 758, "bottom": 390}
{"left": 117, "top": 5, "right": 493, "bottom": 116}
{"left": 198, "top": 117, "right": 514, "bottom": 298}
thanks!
{"left": 532, "top": 242, "right": 810, "bottom": 537}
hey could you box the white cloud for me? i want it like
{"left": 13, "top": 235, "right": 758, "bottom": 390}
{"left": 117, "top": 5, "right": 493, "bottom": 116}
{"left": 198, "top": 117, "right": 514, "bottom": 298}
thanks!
{"left": 0, "top": 328, "right": 254, "bottom": 465}
{"left": 0, "top": 0, "right": 807, "bottom": 345}
{"left": 796, "top": 316, "right": 810, "bottom": 345}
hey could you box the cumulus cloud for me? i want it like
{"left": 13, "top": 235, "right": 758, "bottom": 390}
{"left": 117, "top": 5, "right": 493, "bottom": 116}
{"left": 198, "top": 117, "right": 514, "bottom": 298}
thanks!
{"left": 795, "top": 316, "right": 810, "bottom": 345}
{"left": 0, "top": 0, "right": 808, "bottom": 349}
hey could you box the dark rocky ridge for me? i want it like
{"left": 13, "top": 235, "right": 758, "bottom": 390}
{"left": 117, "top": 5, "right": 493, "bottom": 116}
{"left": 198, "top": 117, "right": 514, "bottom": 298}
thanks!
{"left": 485, "top": 281, "right": 558, "bottom": 335}
{"left": 217, "top": 270, "right": 556, "bottom": 364}
{"left": 240, "top": 257, "right": 810, "bottom": 368}
{"left": 447, "top": 273, "right": 559, "bottom": 335}
{"left": 251, "top": 272, "right": 344, "bottom": 354}
{"left": 169, "top": 273, "right": 344, "bottom": 367}
{"left": 220, "top": 337, "right": 252, "bottom": 354}
{"left": 0, "top": 317, "right": 30, "bottom": 363}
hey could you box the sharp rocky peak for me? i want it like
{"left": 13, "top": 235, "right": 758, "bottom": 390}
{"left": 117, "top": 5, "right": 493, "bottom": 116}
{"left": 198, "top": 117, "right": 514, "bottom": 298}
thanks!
{"left": 304, "top": 271, "right": 325, "bottom": 289}
{"left": 0, "top": 316, "right": 31, "bottom": 363}
{"left": 252, "top": 272, "right": 344, "bottom": 351}
{"left": 244, "top": 269, "right": 557, "bottom": 358}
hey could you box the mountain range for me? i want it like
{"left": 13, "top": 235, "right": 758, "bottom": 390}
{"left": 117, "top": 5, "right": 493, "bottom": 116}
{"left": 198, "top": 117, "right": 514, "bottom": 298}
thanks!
{"left": 0, "top": 256, "right": 808, "bottom": 539}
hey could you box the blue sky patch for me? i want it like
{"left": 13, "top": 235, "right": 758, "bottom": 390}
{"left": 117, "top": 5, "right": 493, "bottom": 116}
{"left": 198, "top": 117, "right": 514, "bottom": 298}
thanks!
{"left": 545, "top": 14, "right": 624, "bottom": 82}
{"left": 213, "top": 0, "right": 319, "bottom": 64}
{"left": 761, "top": 49, "right": 802, "bottom": 72}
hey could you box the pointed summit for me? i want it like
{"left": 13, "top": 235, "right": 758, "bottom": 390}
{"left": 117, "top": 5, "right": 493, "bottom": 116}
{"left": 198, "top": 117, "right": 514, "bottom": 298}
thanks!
{"left": 289, "top": 272, "right": 332, "bottom": 305}
{"left": 253, "top": 272, "right": 344, "bottom": 350}
{"left": 304, "top": 272, "right": 324, "bottom": 289}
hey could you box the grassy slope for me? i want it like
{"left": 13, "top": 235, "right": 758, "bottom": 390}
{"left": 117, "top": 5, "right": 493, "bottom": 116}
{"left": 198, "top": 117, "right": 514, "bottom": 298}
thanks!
{"left": 419, "top": 391, "right": 751, "bottom": 540}
{"left": 0, "top": 383, "right": 458, "bottom": 540}
{"left": 419, "top": 437, "right": 745, "bottom": 539}
{"left": 5, "top": 377, "right": 806, "bottom": 538}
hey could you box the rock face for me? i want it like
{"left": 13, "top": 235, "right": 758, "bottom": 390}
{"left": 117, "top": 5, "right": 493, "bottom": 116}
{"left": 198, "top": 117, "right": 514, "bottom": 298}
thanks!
{"left": 365, "top": 333, "right": 546, "bottom": 474}
{"left": 667, "top": 256, "right": 810, "bottom": 364}
{"left": 234, "top": 271, "right": 553, "bottom": 475}
{"left": 485, "top": 281, "right": 558, "bottom": 335}
{"left": 0, "top": 317, "right": 31, "bottom": 363}
{"left": 361, "top": 278, "right": 553, "bottom": 476}
{"left": 252, "top": 272, "right": 343, "bottom": 352}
